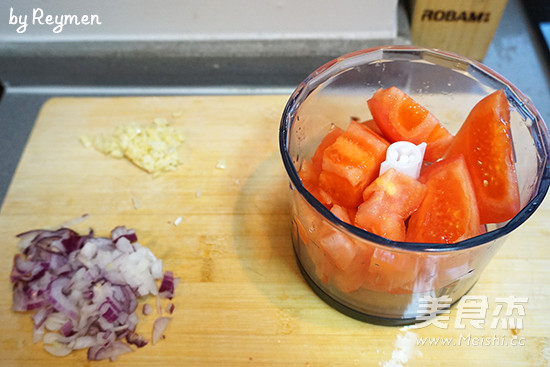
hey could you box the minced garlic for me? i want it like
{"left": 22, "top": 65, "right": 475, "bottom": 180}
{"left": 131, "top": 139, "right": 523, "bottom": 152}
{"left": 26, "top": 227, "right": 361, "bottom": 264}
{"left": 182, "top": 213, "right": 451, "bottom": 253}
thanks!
{"left": 80, "top": 119, "right": 184, "bottom": 176}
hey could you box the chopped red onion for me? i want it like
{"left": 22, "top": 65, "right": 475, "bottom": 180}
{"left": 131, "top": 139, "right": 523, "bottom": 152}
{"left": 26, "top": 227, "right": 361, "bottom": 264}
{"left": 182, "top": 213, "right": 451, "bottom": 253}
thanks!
{"left": 47, "top": 276, "right": 79, "bottom": 320}
{"left": 110, "top": 226, "right": 138, "bottom": 244}
{"left": 10, "top": 226, "right": 178, "bottom": 361}
{"left": 126, "top": 332, "right": 148, "bottom": 348}
{"left": 158, "top": 271, "right": 179, "bottom": 299}
{"left": 87, "top": 341, "right": 133, "bottom": 361}
{"left": 43, "top": 332, "right": 73, "bottom": 357}
{"left": 60, "top": 320, "right": 75, "bottom": 337}
{"left": 152, "top": 317, "right": 171, "bottom": 345}
{"left": 142, "top": 303, "right": 153, "bottom": 316}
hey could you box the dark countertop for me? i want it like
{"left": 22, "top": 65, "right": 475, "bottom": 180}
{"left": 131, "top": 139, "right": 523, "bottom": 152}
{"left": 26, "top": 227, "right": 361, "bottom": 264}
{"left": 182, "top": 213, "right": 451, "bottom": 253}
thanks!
{"left": 0, "top": 0, "right": 549, "bottom": 208}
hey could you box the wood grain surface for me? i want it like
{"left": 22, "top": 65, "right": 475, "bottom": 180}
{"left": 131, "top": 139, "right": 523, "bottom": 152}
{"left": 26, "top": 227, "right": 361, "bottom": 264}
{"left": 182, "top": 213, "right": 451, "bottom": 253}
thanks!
{"left": 0, "top": 95, "right": 548, "bottom": 366}
{"left": 411, "top": 0, "right": 508, "bottom": 60}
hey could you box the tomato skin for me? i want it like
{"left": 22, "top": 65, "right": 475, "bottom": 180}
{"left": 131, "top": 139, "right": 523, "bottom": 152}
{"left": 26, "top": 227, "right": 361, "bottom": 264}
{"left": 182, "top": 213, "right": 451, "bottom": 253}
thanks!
{"left": 367, "top": 87, "right": 453, "bottom": 162}
{"left": 445, "top": 89, "right": 520, "bottom": 224}
{"left": 406, "top": 155, "right": 482, "bottom": 244}
{"left": 355, "top": 169, "right": 427, "bottom": 241}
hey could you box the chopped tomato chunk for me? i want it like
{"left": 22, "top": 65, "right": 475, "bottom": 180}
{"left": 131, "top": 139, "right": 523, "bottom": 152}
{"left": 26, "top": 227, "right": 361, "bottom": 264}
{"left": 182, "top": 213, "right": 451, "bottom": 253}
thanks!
{"left": 313, "top": 205, "right": 356, "bottom": 271}
{"left": 298, "top": 160, "right": 329, "bottom": 207}
{"left": 311, "top": 126, "right": 344, "bottom": 176}
{"left": 303, "top": 240, "right": 338, "bottom": 285}
{"left": 360, "top": 118, "right": 384, "bottom": 136}
{"left": 355, "top": 169, "right": 426, "bottom": 241}
{"left": 362, "top": 168, "right": 427, "bottom": 218}
{"left": 330, "top": 241, "right": 373, "bottom": 293}
{"left": 322, "top": 121, "right": 389, "bottom": 187}
{"left": 318, "top": 170, "right": 364, "bottom": 208}
{"left": 406, "top": 155, "right": 482, "bottom": 243}
{"left": 362, "top": 248, "right": 419, "bottom": 294}
{"left": 445, "top": 89, "right": 520, "bottom": 224}
{"left": 367, "top": 86, "right": 453, "bottom": 162}
{"left": 319, "top": 121, "right": 389, "bottom": 208}
{"left": 330, "top": 204, "right": 352, "bottom": 224}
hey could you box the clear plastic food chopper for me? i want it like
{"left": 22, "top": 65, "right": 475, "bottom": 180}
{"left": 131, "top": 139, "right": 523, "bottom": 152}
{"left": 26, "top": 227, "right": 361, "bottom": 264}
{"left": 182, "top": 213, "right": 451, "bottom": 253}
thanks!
{"left": 279, "top": 46, "right": 550, "bottom": 325}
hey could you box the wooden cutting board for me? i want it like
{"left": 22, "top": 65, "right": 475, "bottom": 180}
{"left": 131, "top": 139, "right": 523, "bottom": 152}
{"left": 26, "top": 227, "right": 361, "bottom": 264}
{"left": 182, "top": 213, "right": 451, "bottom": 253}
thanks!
{"left": 0, "top": 95, "right": 549, "bottom": 366}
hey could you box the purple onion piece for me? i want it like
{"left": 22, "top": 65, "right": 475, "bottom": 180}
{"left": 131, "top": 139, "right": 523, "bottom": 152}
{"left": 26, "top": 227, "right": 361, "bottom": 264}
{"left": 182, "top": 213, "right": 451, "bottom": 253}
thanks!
{"left": 158, "top": 271, "right": 178, "bottom": 299}
{"left": 142, "top": 303, "right": 153, "bottom": 316}
{"left": 152, "top": 317, "right": 171, "bottom": 345}
{"left": 10, "top": 226, "right": 178, "bottom": 361}
{"left": 100, "top": 302, "right": 120, "bottom": 324}
{"left": 87, "top": 341, "right": 133, "bottom": 361}
{"left": 126, "top": 332, "right": 148, "bottom": 348}
{"left": 60, "top": 320, "right": 74, "bottom": 337}
{"left": 110, "top": 226, "right": 138, "bottom": 243}
{"left": 47, "top": 277, "right": 79, "bottom": 320}
{"left": 10, "top": 255, "right": 49, "bottom": 283}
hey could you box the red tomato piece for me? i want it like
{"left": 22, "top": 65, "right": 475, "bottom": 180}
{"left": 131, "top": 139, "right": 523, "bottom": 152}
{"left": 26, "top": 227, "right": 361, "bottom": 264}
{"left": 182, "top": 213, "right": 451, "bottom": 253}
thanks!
{"left": 362, "top": 168, "right": 427, "bottom": 218}
{"left": 298, "top": 159, "right": 331, "bottom": 207}
{"left": 355, "top": 192, "right": 406, "bottom": 241}
{"left": 300, "top": 204, "right": 368, "bottom": 290}
{"left": 298, "top": 126, "right": 345, "bottom": 208}
{"left": 303, "top": 239, "right": 338, "bottom": 285}
{"left": 367, "top": 86, "right": 453, "bottom": 162}
{"left": 308, "top": 205, "right": 357, "bottom": 272}
{"left": 354, "top": 169, "right": 427, "bottom": 241}
{"left": 406, "top": 155, "right": 482, "bottom": 244}
{"left": 362, "top": 248, "right": 420, "bottom": 294}
{"left": 319, "top": 121, "right": 389, "bottom": 207}
{"left": 330, "top": 241, "right": 373, "bottom": 293}
{"left": 322, "top": 121, "right": 389, "bottom": 188}
{"left": 294, "top": 214, "right": 337, "bottom": 285}
{"left": 445, "top": 89, "right": 520, "bottom": 224}
{"left": 360, "top": 118, "right": 384, "bottom": 137}
{"left": 330, "top": 204, "right": 352, "bottom": 224}
{"left": 311, "top": 126, "right": 344, "bottom": 175}
{"left": 317, "top": 229, "right": 357, "bottom": 271}
{"left": 318, "top": 170, "right": 365, "bottom": 208}
{"left": 298, "top": 159, "right": 318, "bottom": 192}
